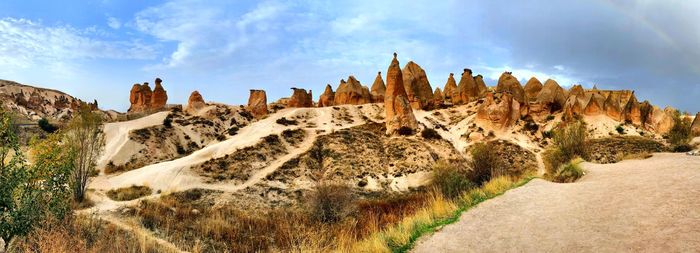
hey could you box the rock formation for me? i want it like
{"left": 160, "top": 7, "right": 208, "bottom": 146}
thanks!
{"left": 476, "top": 92, "right": 520, "bottom": 129}
{"left": 370, "top": 72, "right": 386, "bottom": 103}
{"left": 495, "top": 72, "right": 525, "bottom": 103}
{"left": 334, "top": 76, "right": 371, "bottom": 105}
{"left": 128, "top": 78, "right": 168, "bottom": 114}
{"left": 523, "top": 77, "right": 543, "bottom": 102}
{"left": 644, "top": 106, "right": 675, "bottom": 134}
{"left": 692, "top": 112, "right": 700, "bottom": 136}
{"left": 151, "top": 78, "right": 168, "bottom": 110}
{"left": 318, "top": 84, "right": 335, "bottom": 107}
{"left": 185, "top": 90, "right": 206, "bottom": 114}
{"left": 247, "top": 89, "right": 268, "bottom": 118}
{"left": 475, "top": 75, "right": 488, "bottom": 96}
{"left": 288, "top": 88, "right": 313, "bottom": 108}
{"left": 443, "top": 73, "right": 457, "bottom": 102}
{"left": 433, "top": 87, "right": 444, "bottom": 104}
{"left": 402, "top": 61, "right": 433, "bottom": 109}
{"left": 453, "top": 69, "right": 479, "bottom": 105}
{"left": 385, "top": 53, "right": 418, "bottom": 135}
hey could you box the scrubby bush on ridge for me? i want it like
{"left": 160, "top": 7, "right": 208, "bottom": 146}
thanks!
{"left": 431, "top": 162, "right": 475, "bottom": 199}
{"left": 467, "top": 142, "right": 504, "bottom": 186}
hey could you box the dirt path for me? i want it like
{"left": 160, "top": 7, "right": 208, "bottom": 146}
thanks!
{"left": 413, "top": 153, "right": 700, "bottom": 252}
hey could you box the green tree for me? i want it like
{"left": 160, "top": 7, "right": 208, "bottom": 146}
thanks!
{"left": 0, "top": 110, "right": 72, "bottom": 247}
{"left": 65, "top": 106, "right": 104, "bottom": 202}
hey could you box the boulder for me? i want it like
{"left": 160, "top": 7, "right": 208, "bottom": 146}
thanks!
{"left": 318, "top": 84, "right": 335, "bottom": 107}
{"left": 185, "top": 90, "right": 206, "bottom": 114}
{"left": 128, "top": 82, "right": 152, "bottom": 113}
{"left": 523, "top": 77, "right": 543, "bottom": 102}
{"left": 370, "top": 71, "right": 386, "bottom": 103}
{"left": 692, "top": 112, "right": 700, "bottom": 136}
{"left": 288, "top": 88, "right": 313, "bottom": 108}
{"left": 247, "top": 89, "right": 268, "bottom": 118}
{"left": 334, "top": 76, "right": 371, "bottom": 105}
{"left": 151, "top": 78, "right": 168, "bottom": 110}
{"left": 443, "top": 73, "right": 457, "bottom": 102}
{"left": 385, "top": 53, "right": 418, "bottom": 135}
{"left": 495, "top": 72, "right": 525, "bottom": 103}
{"left": 402, "top": 61, "right": 433, "bottom": 109}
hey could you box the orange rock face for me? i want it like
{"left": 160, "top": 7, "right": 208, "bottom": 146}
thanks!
{"left": 691, "top": 112, "right": 700, "bottom": 136}
{"left": 495, "top": 72, "right": 525, "bottom": 103}
{"left": 443, "top": 73, "right": 457, "bottom": 102}
{"left": 523, "top": 77, "right": 543, "bottom": 102}
{"left": 247, "top": 89, "right": 268, "bottom": 118}
{"left": 476, "top": 92, "right": 520, "bottom": 129}
{"left": 128, "top": 78, "right": 168, "bottom": 114}
{"left": 402, "top": 61, "right": 433, "bottom": 109}
{"left": 370, "top": 72, "right": 386, "bottom": 103}
{"left": 385, "top": 53, "right": 418, "bottom": 135}
{"left": 433, "top": 87, "right": 444, "bottom": 104}
{"left": 318, "top": 84, "right": 335, "bottom": 107}
{"left": 288, "top": 88, "right": 313, "bottom": 108}
{"left": 454, "top": 69, "right": 478, "bottom": 104}
{"left": 185, "top": 90, "right": 206, "bottom": 114}
{"left": 334, "top": 76, "right": 371, "bottom": 105}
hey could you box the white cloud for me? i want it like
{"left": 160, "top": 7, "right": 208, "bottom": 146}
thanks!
{"left": 107, "top": 16, "right": 121, "bottom": 29}
{"left": 478, "top": 65, "right": 580, "bottom": 88}
{"left": 0, "top": 17, "right": 157, "bottom": 70}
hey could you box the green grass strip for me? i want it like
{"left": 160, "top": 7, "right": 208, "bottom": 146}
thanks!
{"left": 390, "top": 176, "right": 537, "bottom": 253}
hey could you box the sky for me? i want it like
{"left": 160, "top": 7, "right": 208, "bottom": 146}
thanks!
{"left": 1, "top": 0, "right": 699, "bottom": 112}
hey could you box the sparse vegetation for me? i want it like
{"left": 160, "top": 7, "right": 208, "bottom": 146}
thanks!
{"left": 397, "top": 126, "right": 414, "bottom": 136}
{"left": 668, "top": 113, "right": 693, "bottom": 152}
{"left": 544, "top": 120, "right": 588, "bottom": 180}
{"left": 308, "top": 184, "right": 356, "bottom": 224}
{"left": 163, "top": 114, "right": 173, "bottom": 128}
{"left": 431, "top": 162, "right": 475, "bottom": 199}
{"left": 38, "top": 118, "right": 58, "bottom": 133}
{"left": 615, "top": 124, "right": 625, "bottom": 134}
{"left": 550, "top": 158, "right": 585, "bottom": 183}
{"left": 276, "top": 117, "right": 298, "bottom": 126}
{"left": 65, "top": 106, "right": 105, "bottom": 202}
{"left": 106, "top": 185, "right": 152, "bottom": 201}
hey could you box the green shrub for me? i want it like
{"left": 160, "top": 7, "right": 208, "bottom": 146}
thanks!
{"left": 275, "top": 117, "right": 297, "bottom": 126}
{"left": 668, "top": 113, "right": 692, "bottom": 151}
{"left": 106, "top": 185, "right": 152, "bottom": 201}
{"left": 397, "top": 126, "right": 414, "bottom": 136}
{"left": 552, "top": 120, "right": 588, "bottom": 160}
{"left": 38, "top": 118, "right": 58, "bottom": 133}
{"left": 431, "top": 162, "right": 475, "bottom": 199}
{"left": 545, "top": 115, "right": 555, "bottom": 121}
{"left": 163, "top": 115, "right": 173, "bottom": 128}
{"left": 467, "top": 143, "right": 504, "bottom": 186}
{"left": 615, "top": 125, "right": 624, "bottom": 134}
{"left": 421, "top": 128, "right": 441, "bottom": 140}
{"left": 551, "top": 159, "right": 585, "bottom": 183}
{"left": 308, "top": 184, "right": 355, "bottom": 224}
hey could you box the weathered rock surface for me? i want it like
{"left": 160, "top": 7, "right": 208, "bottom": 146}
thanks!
{"left": 370, "top": 72, "right": 386, "bottom": 103}
{"left": 334, "top": 76, "right": 371, "bottom": 105}
{"left": 475, "top": 75, "right": 488, "bottom": 97}
{"left": 454, "top": 69, "right": 478, "bottom": 104}
{"left": 318, "top": 84, "right": 335, "bottom": 107}
{"left": 433, "top": 87, "right": 444, "bottom": 104}
{"left": 385, "top": 53, "right": 418, "bottom": 135}
{"left": 247, "top": 89, "right": 268, "bottom": 118}
{"left": 287, "top": 88, "right": 313, "bottom": 108}
{"left": 523, "top": 77, "right": 543, "bottom": 102}
{"left": 476, "top": 92, "right": 520, "bottom": 129}
{"left": 692, "top": 112, "right": 700, "bottom": 136}
{"left": 443, "top": 73, "right": 457, "bottom": 102}
{"left": 129, "top": 78, "right": 168, "bottom": 114}
{"left": 495, "top": 72, "right": 525, "bottom": 103}
{"left": 402, "top": 61, "right": 433, "bottom": 109}
{"left": 151, "top": 78, "right": 168, "bottom": 110}
{"left": 185, "top": 90, "right": 206, "bottom": 114}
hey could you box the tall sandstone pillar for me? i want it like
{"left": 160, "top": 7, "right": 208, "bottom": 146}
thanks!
{"left": 385, "top": 53, "right": 418, "bottom": 135}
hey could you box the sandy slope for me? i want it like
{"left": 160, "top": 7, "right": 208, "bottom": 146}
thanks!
{"left": 97, "top": 111, "right": 170, "bottom": 170}
{"left": 413, "top": 153, "right": 700, "bottom": 252}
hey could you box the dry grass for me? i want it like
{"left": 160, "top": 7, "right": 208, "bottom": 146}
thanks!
{"left": 621, "top": 152, "right": 653, "bottom": 161}
{"left": 106, "top": 185, "right": 152, "bottom": 201}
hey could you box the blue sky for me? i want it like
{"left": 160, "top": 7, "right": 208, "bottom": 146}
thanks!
{"left": 1, "top": 0, "right": 699, "bottom": 112}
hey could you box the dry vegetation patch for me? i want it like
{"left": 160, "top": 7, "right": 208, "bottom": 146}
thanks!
{"left": 587, "top": 136, "right": 664, "bottom": 164}
{"left": 106, "top": 185, "right": 152, "bottom": 201}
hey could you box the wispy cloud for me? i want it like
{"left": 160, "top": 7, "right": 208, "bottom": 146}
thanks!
{"left": 107, "top": 16, "right": 121, "bottom": 29}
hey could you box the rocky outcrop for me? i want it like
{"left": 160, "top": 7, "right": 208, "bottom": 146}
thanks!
{"left": 318, "top": 84, "right": 335, "bottom": 107}
{"left": 624, "top": 93, "right": 642, "bottom": 125}
{"left": 475, "top": 75, "right": 488, "bottom": 96}
{"left": 495, "top": 72, "right": 525, "bottom": 103}
{"left": 128, "top": 78, "right": 168, "bottom": 114}
{"left": 247, "top": 89, "right": 268, "bottom": 118}
{"left": 334, "top": 76, "right": 371, "bottom": 105}
{"left": 454, "top": 69, "right": 478, "bottom": 104}
{"left": 583, "top": 92, "right": 606, "bottom": 116}
{"left": 288, "top": 88, "right": 313, "bottom": 108}
{"left": 151, "top": 78, "right": 168, "bottom": 110}
{"left": 385, "top": 53, "right": 418, "bottom": 135}
{"left": 644, "top": 106, "right": 675, "bottom": 134}
{"left": 370, "top": 72, "right": 386, "bottom": 103}
{"left": 692, "top": 112, "right": 700, "bottom": 136}
{"left": 402, "top": 61, "right": 433, "bottom": 109}
{"left": 433, "top": 87, "right": 444, "bottom": 104}
{"left": 476, "top": 92, "right": 520, "bottom": 129}
{"left": 523, "top": 77, "right": 543, "bottom": 102}
{"left": 443, "top": 73, "right": 457, "bottom": 102}
{"left": 185, "top": 90, "right": 206, "bottom": 114}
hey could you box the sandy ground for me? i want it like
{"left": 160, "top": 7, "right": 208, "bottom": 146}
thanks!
{"left": 413, "top": 153, "right": 700, "bottom": 253}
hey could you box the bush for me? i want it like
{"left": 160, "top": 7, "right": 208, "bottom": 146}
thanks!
{"left": 542, "top": 148, "right": 567, "bottom": 175}
{"left": 397, "top": 126, "right": 414, "bottom": 136}
{"left": 106, "top": 185, "right": 152, "bottom": 201}
{"left": 431, "top": 162, "right": 475, "bottom": 199}
{"left": 668, "top": 114, "right": 692, "bottom": 151}
{"left": 545, "top": 115, "right": 555, "bottom": 121}
{"left": 421, "top": 128, "right": 441, "bottom": 140}
{"left": 163, "top": 115, "right": 173, "bottom": 128}
{"left": 552, "top": 120, "right": 588, "bottom": 161}
{"left": 276, "top": 117, "right": 298, "bottom": 126}
{"left": 467, "top": 143, "right": 504, "bottom": 186}
{"left": 615, "top": 125, "right": 625, "bottom": 134}
{"left": 308, "top": 184, "right": 355, "bottom": 224}
{"left": 37, "top": 118, "right": 58, "bottom": 133}
{"left": 551, "top": 159, "right": 585, "bottom": 183}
